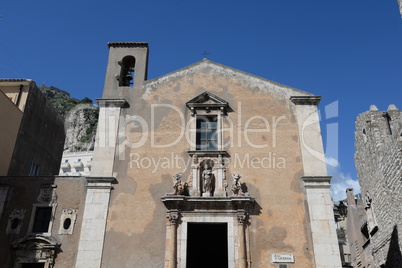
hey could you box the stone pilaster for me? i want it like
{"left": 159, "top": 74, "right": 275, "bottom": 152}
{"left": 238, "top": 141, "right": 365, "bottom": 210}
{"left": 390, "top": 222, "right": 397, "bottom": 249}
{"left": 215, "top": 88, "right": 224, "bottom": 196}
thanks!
{"left": 75, "top": 177, "right": 115, "bottom": 268}
{"left": 167, "top": 210, "right": 179, "bottom": 268}
{"left": 213, "top": 154, "right": 227, "bottom": 197}
{"left": 237, "top": 211, "right": 248, "bottom": 268}
{"left": 91, "top": 99, "right": 126, "bottom": 177}
{"left": 189, "top": 155, "right": 200, "bottom": 196}
{"left": 291, "top": 96, "right": 341, "bottom": 267}
{"left": 302, "top": 176, "right": 342, "bottom": 268}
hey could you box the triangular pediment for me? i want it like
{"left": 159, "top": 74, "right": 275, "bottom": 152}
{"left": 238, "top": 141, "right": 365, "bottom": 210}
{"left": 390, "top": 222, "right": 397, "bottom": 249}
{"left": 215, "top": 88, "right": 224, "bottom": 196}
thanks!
{"left": 186, "top": 91, "right": 234, "bottom": 113}
{"left": 144, "top": 59, "right": 315, "bottom": 98}
{"left": 187, "top": 91, "right": 227, "bottom": 105}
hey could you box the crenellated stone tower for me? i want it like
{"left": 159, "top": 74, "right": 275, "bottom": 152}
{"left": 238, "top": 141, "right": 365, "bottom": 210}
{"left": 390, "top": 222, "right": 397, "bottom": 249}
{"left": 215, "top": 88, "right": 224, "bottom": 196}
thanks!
{"left": 354, "top": 104, "right": 402, "bottom": 267}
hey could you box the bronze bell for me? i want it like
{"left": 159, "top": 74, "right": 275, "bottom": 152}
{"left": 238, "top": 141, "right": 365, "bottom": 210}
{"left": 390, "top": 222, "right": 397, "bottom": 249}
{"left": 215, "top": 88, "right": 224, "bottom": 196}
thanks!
{"left": 125, "top": 71, "right": 133, "bottom": 81}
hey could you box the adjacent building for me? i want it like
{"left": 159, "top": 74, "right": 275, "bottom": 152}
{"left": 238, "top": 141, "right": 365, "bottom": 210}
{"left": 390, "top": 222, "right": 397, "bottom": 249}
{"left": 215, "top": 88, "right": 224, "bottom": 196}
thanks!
{"left": 353, "top": 104, "right": 402, "bottom": 267}
{"left": 59, "top": 151, "right": 93, "bottom": 176}
{"left": 334, "top": 202, "right": 353, "bottom": 267}
{"left": 342, "top": 188, "right": 373, "bottom": 268}
{"left": 0, "top": 175, "right": 87, "bottom": 268}
{"left": 0, "top": 79, "right": 65, "bottom": 176}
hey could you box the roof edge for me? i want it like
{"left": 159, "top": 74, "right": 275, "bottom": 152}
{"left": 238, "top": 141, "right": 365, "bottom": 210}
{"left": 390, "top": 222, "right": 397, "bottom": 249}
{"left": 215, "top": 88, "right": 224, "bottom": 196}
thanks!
{"left": 108, "top": 42, "right": 148, "bottom": 48}
{"left": 144, "top": 59, "right": 315, "bottom": 96}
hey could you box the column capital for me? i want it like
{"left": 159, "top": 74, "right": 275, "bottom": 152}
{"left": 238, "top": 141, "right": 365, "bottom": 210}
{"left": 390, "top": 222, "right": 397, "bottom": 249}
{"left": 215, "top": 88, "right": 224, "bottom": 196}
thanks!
{"left": 167, "top": 210, "right": 180, "bottom": 225}
{"left": 302, "top": 176, "right": 332, "bottom": 189}
{"left": 237, "top": 210, "right": 248, "bottom": 225}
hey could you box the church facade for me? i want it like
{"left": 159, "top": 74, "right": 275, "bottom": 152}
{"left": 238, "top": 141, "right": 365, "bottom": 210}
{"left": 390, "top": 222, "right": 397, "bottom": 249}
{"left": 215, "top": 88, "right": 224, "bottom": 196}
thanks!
{"left": 82, "top": 42, "right": 341, "bottom": 268}
{"left": 0, "top": 42, "right": 341, "bottom": 268}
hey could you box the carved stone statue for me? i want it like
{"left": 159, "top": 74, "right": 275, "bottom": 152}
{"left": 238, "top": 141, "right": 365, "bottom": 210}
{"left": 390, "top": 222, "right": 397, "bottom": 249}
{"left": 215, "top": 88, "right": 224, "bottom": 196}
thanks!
{"left": 173, "top": 173, "right": 185, "bottom": 195}
{"left": 202, "top": 169, "right": 213, "bottom": 194}
{"left": 231, "top": 174, "right": 242, "bottom": 196}
{"left": 200, "top": 159, "right": 215, "bottom": 196}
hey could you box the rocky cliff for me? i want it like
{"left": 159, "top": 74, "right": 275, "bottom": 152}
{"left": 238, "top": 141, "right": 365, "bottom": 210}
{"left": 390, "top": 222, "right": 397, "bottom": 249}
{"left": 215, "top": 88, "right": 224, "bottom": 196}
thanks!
{"left": 39, "top": 85, "right": 98, "bottom": 152}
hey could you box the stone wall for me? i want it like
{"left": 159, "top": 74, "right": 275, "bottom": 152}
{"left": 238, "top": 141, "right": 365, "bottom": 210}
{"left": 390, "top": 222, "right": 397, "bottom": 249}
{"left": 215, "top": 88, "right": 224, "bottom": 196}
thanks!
{"left": 354, "top": 105, "right": 402, "bottom": 267}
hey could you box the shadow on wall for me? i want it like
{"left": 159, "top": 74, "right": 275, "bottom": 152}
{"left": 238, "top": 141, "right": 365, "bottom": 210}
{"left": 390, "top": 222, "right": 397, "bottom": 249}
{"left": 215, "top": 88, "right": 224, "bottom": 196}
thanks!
{"left": 384, "top": 225, "right": 402, "bottom": 268}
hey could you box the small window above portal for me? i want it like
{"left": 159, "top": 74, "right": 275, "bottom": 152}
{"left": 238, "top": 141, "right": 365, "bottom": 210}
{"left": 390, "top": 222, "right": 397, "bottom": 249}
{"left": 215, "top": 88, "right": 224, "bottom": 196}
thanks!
{"left": 196, "top": 116, "right": 218, "bottom": 150}
{"left": 186, "top": 91, "right": 233, "bottom": 154}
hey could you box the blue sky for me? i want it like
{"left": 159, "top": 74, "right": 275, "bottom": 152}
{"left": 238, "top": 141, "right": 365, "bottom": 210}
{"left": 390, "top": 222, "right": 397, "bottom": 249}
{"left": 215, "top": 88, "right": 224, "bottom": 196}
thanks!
{"left": 1, "top": 1, "right": 401, "bottom": 200}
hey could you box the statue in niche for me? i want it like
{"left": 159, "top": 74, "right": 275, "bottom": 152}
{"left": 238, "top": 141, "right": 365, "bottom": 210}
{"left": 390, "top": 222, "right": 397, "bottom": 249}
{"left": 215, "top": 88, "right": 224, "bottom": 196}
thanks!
{"left": 173, "top": 173, "right": 185, "bottom": 195}
{"left": 231, "top": 174, "right": 242, "bottom": 196}
{"left": 202, "top": 160, "right": 214, "bottom": 195}
{"left": 203, "top": 170, "right": 213, "bottom": 194}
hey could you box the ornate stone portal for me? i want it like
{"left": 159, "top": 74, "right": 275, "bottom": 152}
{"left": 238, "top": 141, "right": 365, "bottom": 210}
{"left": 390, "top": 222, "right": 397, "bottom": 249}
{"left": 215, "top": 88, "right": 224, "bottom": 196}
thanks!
{"left": 12, "top": 235, "right": 60, "bottom": 268}
{"left": 162, "top": 166, "right": 254, "bottom": 268}
{"left": 161, "top": 92, "right": 254, "bottom": 268}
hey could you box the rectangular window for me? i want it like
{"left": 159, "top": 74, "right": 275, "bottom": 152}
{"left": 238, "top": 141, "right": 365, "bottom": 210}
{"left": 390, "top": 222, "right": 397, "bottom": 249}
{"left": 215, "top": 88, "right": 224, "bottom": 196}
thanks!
{"left": 28, "top": 161, "right": 40, "bottom": 176}
{"left": 32, "top": 207, "right": 52, "bottom": 233}
{"left": 196, "top": 116, "right": 218, "bottom": 150}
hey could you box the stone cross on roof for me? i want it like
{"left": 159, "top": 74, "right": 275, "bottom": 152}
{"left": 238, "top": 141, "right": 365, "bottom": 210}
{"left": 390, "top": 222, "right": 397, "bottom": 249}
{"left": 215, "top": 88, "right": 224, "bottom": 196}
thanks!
{"left": 201, "top": 50, "right": 211, "bottom": 59}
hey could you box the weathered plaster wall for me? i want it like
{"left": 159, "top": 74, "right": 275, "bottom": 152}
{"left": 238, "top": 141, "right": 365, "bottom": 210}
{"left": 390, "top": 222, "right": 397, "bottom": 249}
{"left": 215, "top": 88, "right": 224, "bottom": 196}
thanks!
{"left": 0, "top": 90, "right": 22, "bottom": 175}
{"left": 354, "top": 106, "right": 402, "bottom": 267}
{"left": 0, "top": 176, "right": 86, "bottom": 268}
{"left": 101, "top": 61, "right": 315, "bottom": 267}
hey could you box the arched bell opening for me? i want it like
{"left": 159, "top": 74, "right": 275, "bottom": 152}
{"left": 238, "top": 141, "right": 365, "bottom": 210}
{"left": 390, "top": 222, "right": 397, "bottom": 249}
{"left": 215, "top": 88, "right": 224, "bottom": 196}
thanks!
{"left": 118, "top": 56, "right": 136, "bottom": 87}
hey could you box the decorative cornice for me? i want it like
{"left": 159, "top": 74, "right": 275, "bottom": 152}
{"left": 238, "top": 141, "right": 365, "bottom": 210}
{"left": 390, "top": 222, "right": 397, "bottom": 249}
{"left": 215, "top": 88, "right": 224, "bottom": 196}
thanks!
{"left": 107, "top": 42, "right": 148, "bottom": 48}
{"left": 187, "top": 150, "right": 230, "bottom": 158}
{"left": 0, "top": 79, "right": 32, "bottom": 86}
{"left": 86, "top": 177, "right": 117, "bottom": 189}
{"left": 290, "top": 96, "right": 321, "bottom": 105}
{"left": 96, "top": 98, "right": 127, "bottom": 107}
{"left": 161, "top": 196, "right": 255, "bottom": 212}
{"left": 302, "top": 176, "right": 332, "bottom": 189}
{"left": 0, "top": 79, "right": 32, "bottom": 82}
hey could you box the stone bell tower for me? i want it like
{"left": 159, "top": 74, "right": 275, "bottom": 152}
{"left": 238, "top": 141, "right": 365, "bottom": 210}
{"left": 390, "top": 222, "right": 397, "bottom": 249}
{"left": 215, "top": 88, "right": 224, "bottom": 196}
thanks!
{"left": 102, "top": 42, "right": 149, "bottom": 98}
{"left": 91, "top": 42, "right": 149, "bottom": 177}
